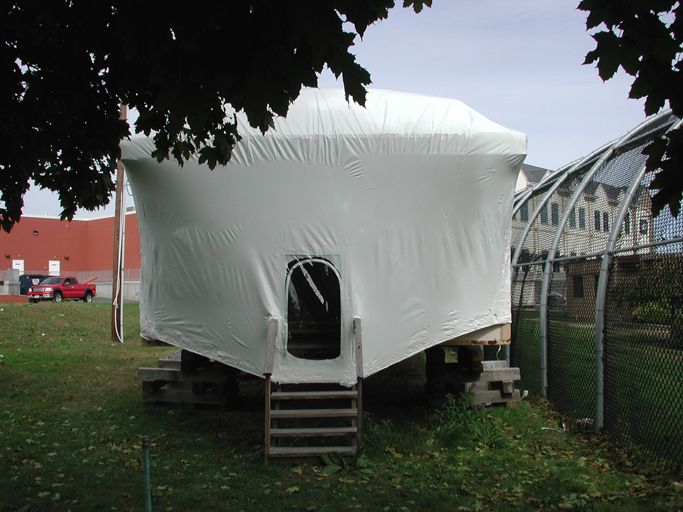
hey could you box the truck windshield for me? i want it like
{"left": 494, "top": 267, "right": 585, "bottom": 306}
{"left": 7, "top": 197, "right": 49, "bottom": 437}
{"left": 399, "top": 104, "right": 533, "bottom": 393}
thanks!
{"left": 41, "top": 277, "right": 62, "bottom": 285}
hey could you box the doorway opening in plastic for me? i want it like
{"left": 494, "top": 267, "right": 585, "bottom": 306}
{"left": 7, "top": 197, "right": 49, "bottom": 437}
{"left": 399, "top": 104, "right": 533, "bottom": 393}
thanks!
{"left": 286, "top": 258, "right": 341, "bottom": 360}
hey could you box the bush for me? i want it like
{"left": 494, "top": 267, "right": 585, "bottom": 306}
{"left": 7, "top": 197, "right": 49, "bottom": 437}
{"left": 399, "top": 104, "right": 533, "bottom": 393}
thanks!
{"left": 632, "top": 300, "right": 671, "bottom": 324}
{"left": 431, "top": 394, "right": 478, "bottom": 439}
{"left": 431, "top": 394, "right": 508, "bottom": 448}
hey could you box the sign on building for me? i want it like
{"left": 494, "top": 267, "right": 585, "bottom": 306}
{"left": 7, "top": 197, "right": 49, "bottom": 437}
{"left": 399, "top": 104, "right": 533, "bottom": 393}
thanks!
{"left": 48, "top": 260, "right": 60, "bottom": 276}
{"left": 11, "top": 259, "right": 24, "bottom": 272}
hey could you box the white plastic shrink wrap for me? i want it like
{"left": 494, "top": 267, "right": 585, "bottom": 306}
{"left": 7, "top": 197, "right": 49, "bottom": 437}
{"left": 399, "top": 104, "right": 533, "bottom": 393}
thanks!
{"left": 122, "top": 89, "right": 526, "bottom": 385}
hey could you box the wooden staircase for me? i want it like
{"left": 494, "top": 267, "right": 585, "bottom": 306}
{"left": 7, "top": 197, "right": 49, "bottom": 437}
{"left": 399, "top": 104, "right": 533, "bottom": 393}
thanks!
{"left": 265, "top": 382, "right": 362, "bottom": 461}
{"left": 262, "top": 317, "right": 365, "bottom": 463}
{"left": 138, "top": 350, "right": 240, "bottom": 407}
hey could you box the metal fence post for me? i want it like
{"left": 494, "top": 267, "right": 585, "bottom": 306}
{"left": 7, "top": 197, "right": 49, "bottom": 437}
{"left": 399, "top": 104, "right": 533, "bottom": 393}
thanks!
{"left": 142, "top": 436, "right": 152, "bottom": 512}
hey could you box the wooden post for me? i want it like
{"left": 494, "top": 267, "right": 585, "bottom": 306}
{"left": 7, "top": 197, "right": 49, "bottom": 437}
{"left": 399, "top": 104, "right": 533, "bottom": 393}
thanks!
{"left": 353, "top": 317, "right": 364, "bottom": 455}
{"left": 263, "top": 317, "right": 278, "bottom": 464}
{"left": 264, "top": 374, "right": 271, "bottom": 465}
{"left": 111, "top": 104, "right": 128, "bottom": 342}
{"left": 263, "top": 318, "right": 278, "bottom": 375}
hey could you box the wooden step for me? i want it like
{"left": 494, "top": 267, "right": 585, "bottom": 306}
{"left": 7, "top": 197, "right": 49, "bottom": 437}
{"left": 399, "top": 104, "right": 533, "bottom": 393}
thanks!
{"left": 271, "top": 390, "right": 357, "bottom": 400}
{"left": 270, "top": 408, "right": 357, "bottom": 419}
{"left": 270, "top": 426, "right": 357, "bottom": 438}
{"left": 269, "top": 446, "right": 357, "bottom": 458}
{"left": 157, "top": 359, "right": 181, "bottom": 369}
{"left": 157, "top": 351, "right": 182, "bottom": 369}
{"left": 138, "top": 367, "right": 231, "bottom": 383}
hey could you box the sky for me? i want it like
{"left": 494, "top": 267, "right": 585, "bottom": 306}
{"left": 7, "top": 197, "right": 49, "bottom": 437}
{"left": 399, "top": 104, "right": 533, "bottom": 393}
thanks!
{"left": 21, "top": 0, "right": 647, "bottom": 218}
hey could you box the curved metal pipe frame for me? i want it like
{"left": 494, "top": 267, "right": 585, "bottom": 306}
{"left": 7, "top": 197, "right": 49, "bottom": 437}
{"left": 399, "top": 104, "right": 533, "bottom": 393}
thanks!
{"left": 537, "top": 110, "right": 675, "bottom": 398}
{"left": 592, "top": 117, "right": 682, "bottom": 432}
{"left": 507, "top": 147, "right": 613, "bottom": 364}
{"left": 511, "top": 145, "right": 612, "bottom": 267}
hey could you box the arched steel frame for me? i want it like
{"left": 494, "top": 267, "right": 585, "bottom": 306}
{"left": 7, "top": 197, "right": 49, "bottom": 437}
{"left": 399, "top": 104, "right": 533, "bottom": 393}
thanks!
{"left": 510, "top": 110, "right": 679, "bottom": 433}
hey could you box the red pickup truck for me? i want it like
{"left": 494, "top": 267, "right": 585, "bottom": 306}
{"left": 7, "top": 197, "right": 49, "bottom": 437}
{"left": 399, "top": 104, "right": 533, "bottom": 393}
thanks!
{"left": 28, "top": 276, "right": 97, "bottom": 303}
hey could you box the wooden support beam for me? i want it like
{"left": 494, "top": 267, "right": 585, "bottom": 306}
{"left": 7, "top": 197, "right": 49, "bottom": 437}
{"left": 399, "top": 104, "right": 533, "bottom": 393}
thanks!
{"left": 353, "top": 317, "right": 364, "bottom": 456}
{"left": 355, "top": 379, "right": 363, "bottom": 453}
{"left": 264, "top": 317, "right": 278, "bottom": 375}
{"left": 111, "top": 103, "right": 128, "bottom": 343}
{"left": 353, "top": 317, "right": 364, "bottom": 379}
{"left": 264, "top": 374, "right": 271, "bottom": 465}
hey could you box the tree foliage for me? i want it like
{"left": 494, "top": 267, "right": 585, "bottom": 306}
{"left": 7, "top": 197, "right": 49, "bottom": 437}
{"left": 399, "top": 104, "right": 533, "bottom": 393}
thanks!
{"left": 0, "top": 0, "right": 431, "bottom": 232}
{"left": 610, "top": 255, "right": 683, "bottom": 338}
{"left": 579, "top": 0, "right": 683, "bottom": 217}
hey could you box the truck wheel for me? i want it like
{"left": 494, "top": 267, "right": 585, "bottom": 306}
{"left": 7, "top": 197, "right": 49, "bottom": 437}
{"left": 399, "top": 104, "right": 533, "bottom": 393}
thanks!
{"left": 53, "top": 291, "right": 63, "bottom": 302}
{"left": 83, "top": 291, "right": 93, "bottom": 303}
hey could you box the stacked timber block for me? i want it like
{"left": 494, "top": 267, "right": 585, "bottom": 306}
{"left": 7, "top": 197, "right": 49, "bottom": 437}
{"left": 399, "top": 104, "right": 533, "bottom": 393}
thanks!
{"left": 138, "top": 350, "right": 239, "bottom": 407}
{"left": 426, "top": 346, "right": 521, "bottom": 407}
{"left": 265, "top": 381, "right": 361, "bottom": 462}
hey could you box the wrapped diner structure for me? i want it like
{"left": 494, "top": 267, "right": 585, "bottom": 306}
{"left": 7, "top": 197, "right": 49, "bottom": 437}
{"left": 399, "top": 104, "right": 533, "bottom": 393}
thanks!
{"left": 122, "top": 89, "right": 527, "bottom": 386}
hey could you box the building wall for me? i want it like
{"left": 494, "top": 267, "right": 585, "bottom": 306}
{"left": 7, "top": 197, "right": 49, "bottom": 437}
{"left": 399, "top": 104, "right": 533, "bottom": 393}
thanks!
{"left": 0, "top": 212, "right": 140, "bottom": 274}
{"left": 513, "top": 183, "right": 653, "bottom": 261}
{"left": 0, "top": 216, "right": 87, "bottom": 272}
{"left": 84, "top": 213, "right": 141, "bottom": 271}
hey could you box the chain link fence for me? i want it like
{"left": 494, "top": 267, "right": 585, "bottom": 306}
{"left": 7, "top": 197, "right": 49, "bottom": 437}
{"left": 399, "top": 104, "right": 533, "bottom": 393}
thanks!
{"left": 511, "top": 111, "right": 683, "bottom": 465}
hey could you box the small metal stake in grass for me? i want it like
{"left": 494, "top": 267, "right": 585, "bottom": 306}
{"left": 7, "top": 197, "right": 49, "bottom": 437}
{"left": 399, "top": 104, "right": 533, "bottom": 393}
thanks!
{"left": 142, "top": 436, "right": 152, "bottom": 512}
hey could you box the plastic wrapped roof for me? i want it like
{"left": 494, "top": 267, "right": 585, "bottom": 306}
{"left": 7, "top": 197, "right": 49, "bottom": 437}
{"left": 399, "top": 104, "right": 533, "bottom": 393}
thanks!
{"left": 122, "top": 88, "right": 526, "bottom": 385}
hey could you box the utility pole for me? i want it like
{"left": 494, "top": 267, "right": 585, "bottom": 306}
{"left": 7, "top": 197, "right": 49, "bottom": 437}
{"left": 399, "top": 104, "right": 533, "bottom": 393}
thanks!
{"left": 111, "top": 104, "right": 128, "bottom": 343}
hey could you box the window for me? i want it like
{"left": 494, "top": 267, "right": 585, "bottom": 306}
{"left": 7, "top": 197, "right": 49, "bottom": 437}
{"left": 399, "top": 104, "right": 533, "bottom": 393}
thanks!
{"left": 540, "top": 203, "right": 548, "bottom": 224}
{"left": 573, "top": 276, "right": 584, "bottom": 298}
{"left": 639, "top": 219, "right": 649, "bottom": 235}
{"left": 286, "top": 258, "right": 341, "bottom": 360}
{"left": 594, "top": 210, "right": 601, "bottom": 231}
{"left": 553, "top": 251, "right": 561, "bottom": 273}
{"left": 551, "top": 202, "right": 559, "bottom": 226}
{"left": 578, "top": 207, "right": 586, "bottom": 229}
{"left": 520, "top": 202, "right": 529, "bottom": 222}
{"left": 624, "top": 212, "right": 630, "bottom": 235}
{"left": 603, "top": 211, "right": 609, "bottom": 232}
{"left": 519, "top": 249, "right": 531, "bottom": 264}
{"left": 569, "top": 207, "right": 576, "bottom": 228}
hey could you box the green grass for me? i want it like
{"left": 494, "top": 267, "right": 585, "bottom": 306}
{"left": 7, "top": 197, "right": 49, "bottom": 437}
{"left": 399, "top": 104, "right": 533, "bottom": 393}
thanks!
{"left": 1, "top": 303, "right": 682, "bottom": 511}
{"left": 513, "top": 309, "right": 683, "bottom": 466}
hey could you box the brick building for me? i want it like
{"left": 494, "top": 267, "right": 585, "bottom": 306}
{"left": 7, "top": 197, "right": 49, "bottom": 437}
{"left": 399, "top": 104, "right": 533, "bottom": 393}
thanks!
{"left": 0, "top": 209, "right": 140, "bottom": 297}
